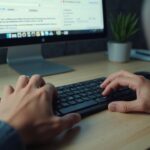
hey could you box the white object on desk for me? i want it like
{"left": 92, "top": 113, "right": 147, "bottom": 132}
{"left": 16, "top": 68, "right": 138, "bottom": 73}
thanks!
{"left": 130, "top": 49, "right": 150, "bottom": 61}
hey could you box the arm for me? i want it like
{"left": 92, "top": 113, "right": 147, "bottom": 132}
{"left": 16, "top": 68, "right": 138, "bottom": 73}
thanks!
{"left": 0, "top": 121, "right": 25, "bottom": 150}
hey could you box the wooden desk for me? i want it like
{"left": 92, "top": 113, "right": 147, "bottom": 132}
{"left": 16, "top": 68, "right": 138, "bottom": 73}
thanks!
{"left": 0, "top": 52, "right": 150, "bottom": 150}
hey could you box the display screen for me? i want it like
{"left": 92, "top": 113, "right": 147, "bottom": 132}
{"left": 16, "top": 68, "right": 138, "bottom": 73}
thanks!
{"left": 0, "top": 0, "right": 104, "bottom": 40}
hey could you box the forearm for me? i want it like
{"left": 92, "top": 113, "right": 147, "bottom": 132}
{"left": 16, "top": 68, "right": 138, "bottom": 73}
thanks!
{"left": 0, "top": 121, "right": 25, "bottom": 150}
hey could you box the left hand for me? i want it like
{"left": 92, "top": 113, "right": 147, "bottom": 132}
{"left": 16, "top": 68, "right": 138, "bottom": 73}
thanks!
{"left": 0, "top": 75, "right": 81, "bottom": 145}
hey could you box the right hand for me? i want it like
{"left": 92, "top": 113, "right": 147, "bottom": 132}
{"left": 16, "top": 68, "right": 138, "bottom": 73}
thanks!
{"left": 0, "top": 75, "right": 81, "bottom": 145}
{"left": 101, "top": 70, "right": 150, "bottom": 113}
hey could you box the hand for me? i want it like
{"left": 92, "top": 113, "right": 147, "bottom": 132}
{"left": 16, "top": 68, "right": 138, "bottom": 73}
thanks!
{"left": 0, "top": 75, "right": 81, "bottom": 145}
{"left": 101, "top": 70, "right": 150, "bottom": 113}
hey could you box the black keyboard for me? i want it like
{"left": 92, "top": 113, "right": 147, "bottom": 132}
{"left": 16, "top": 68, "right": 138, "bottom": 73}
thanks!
{"left": 54, "top": 71, "right": 150, "bottom": 117}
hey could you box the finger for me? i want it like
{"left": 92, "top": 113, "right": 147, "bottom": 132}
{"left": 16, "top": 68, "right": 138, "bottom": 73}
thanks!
{"left": 108, "top": 100, "right": 143, "bottom": 113}
{"left": 28, "top": 75, "right": 45, "bottom": 88}
{"left": 59, "top": 113, "right": 81, "bottom": 130}
{"left": 15, "top": 75, "right": 29, "bottom": 91}
{"left": 40, "top": 83, "right": 57, "bottom": 99}
{"left": 35, "top": 114, "right": 81, "bottom": 144}
{"left": 4, "top": 85, "right": 14, "bottom": 98}
{"left": 101, "top": 70, "right": 136, "bottom": 88}
{"left": 102, "top": 77, "right": 138, "bottom": 96}
{"left": 39, "top": 83, "right": 57, "bottom": 114}
{"left": 51, "top": 113, "right": 81, "bottom": 135}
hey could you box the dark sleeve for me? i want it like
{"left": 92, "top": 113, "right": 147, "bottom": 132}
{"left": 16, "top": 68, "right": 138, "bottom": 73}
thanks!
{"left": 0, "top": 121, "right": 25, "bottom": 150}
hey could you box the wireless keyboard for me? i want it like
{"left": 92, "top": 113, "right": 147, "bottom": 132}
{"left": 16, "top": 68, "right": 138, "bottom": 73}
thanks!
{"left": 54, "top": 78, "right": 136, "bottom": 117}
{"left": 54, "top": 72, "right": 150, "bottom": 117}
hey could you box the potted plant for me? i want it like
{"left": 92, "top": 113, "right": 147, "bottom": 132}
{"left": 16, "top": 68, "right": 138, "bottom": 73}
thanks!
{"left": 107, "top": 13, "right": 139, "bottom": 62}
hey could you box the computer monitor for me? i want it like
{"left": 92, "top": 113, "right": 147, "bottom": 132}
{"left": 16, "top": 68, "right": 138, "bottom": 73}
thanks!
{"left": 0, "top": 0, "right": 106, "bottom": 76}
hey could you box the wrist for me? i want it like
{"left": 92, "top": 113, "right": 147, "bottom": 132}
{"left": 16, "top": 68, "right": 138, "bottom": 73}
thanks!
{"left": 4, "top": 116, "right": 32, "bottom": 145}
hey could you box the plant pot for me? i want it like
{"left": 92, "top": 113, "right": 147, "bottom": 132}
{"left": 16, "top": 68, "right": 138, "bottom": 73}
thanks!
{"left": 107, "top": 42, "right": 132, "bottom": 63}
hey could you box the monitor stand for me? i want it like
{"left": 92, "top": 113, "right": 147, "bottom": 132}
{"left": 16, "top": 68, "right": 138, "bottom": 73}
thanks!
{"left": 7, "top": 44, "right": 73, "bottom": 76}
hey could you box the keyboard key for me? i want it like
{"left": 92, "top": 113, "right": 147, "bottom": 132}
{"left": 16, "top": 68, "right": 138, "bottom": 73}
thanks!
{"left": 68, "top": 96, "right": 74, "bottom": 100}
{"left": 95, "top": 97, "right": 108, "bottom": 103}
{"left": 61, "top": 102, "right": 69, "bottom": 107}
{"left": 59, "top": 100, "right": 98, "bottom": 114}
{"left": 68, "top": 100, "right": 76, "bottom": 105}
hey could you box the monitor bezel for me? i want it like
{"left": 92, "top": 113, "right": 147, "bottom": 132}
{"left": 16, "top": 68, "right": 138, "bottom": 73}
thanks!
{"left": 0, "top": 0, "right": 107, "bottom": 47}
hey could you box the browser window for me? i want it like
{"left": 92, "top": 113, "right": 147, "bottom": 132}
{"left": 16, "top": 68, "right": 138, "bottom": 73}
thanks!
{"left": 0, "top": 0, "right": 104, "bottom": 38}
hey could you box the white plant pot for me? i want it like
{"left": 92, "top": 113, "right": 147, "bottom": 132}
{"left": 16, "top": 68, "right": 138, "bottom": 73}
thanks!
{"left": 107, "top": 42, "right": 132, "bottom": 63}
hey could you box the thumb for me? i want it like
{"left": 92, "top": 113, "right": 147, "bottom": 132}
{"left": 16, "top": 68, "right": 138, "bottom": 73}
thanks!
{"left": 61, "top": 113, "right": 81, "bottom": 130}
{"left": 108, "top": 100, "right": 141, "bottom": 113}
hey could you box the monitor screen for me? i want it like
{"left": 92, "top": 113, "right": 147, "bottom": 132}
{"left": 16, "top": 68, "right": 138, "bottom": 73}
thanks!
{"left": 0, "top": 0, "right": 106, "bottom": 47}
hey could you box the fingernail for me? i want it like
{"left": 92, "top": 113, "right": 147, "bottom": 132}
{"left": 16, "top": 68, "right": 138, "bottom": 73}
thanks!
{"left": 102, "top": 91, "right": 106, "bottom": 96}
{"left": 100, "top": 83, "right": 104, "bottom": 88}
{"left": 109, "top": 103, "right": 117, "bottom": 112}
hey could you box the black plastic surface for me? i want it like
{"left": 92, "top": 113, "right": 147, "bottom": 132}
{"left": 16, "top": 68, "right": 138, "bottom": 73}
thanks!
{"left": 54, "top": 71, "right": 150, "bottom": 117}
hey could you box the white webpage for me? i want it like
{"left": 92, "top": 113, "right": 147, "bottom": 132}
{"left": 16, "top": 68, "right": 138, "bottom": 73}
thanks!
{"left": 0, "top": 0, "right": 104, "bottom": 34}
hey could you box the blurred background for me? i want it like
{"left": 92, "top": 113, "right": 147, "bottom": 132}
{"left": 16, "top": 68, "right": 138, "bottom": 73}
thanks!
{"left": 0, "top": 0, "right": 146, "bottom": 63}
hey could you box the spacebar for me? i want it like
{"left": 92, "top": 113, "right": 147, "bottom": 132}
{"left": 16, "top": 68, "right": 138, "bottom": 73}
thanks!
{"left": 59, "top": 101, "right": 97, "bottom": 114}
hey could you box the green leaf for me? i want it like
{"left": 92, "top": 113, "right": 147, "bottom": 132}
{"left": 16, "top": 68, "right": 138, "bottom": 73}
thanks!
{"left": 109, "top": 12, "right": 139, "bottom": 42}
